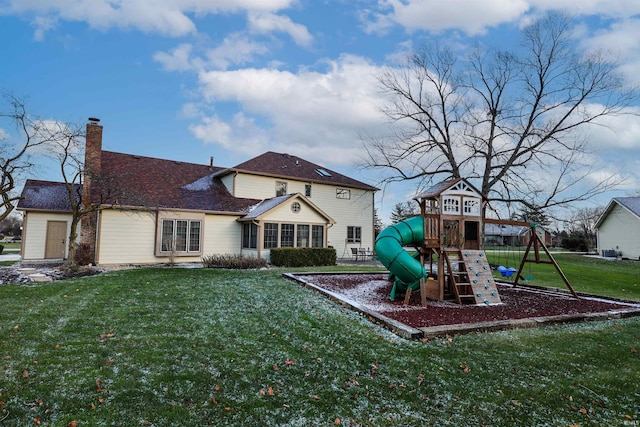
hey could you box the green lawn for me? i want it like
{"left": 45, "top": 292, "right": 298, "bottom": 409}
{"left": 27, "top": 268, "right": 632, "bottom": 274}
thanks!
{"left": 1, "top": 266, "right": 639, "bottom": 426}
{"left": 487, "top": 252, "right": 640, "bottom": 301}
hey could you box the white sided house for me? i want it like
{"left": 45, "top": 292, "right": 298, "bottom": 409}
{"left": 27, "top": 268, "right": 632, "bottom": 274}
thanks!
{"left": 17, "top": 120, "right": 378, "bottom": 265}
{"left": 596, "top": 197, "right": 640, "bottom": 260}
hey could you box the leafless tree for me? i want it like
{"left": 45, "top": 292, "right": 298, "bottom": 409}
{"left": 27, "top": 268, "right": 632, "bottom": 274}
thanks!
{"left": 565, "top": 205, "right": 604, "bottom": 250}
{"left": 0, "top": 92, "right": 60, "bottom": 222}
{"left": 44, "top": 122, "right": 136, "bottom": 266}
{"left": 363, "top": 13, "right": 636, "bottom": 212}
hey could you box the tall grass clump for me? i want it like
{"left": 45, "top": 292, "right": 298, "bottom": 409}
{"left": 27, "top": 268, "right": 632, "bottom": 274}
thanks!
{"left": 201, "top": 253, "right": 267, "bottom": 269}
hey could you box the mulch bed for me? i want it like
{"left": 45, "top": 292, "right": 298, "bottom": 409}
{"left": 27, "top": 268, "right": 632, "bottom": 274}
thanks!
{"left": 294, "top": 273, "right": 640, "bottom": 331}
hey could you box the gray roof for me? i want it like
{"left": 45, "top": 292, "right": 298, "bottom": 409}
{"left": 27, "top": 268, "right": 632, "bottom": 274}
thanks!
{"left": 243, "top": 194, "right": 296, "bottom": 220}
{"left": 484, "top": 223, "right": 529, "bottom": 237}
{"left": 17, "top": 180, "right": 80, "bottom": 212}
{"left": 615, "top": 197, "right": 640, "bottom": 217}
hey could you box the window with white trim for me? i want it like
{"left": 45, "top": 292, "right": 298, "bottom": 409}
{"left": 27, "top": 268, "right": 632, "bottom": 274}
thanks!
{"left": 346, "top": 226, "right": 361, "bottom": 243}
{"left": 276, "top": 181, "right": 288, "bottom": 197}
{"left": 463, "top": 197, "right": 480, "bottom": 215}
{"left": 336, "top": 188, "right": 350, "bottom": 199}
{"left": 442, "top": 196, "right": 460, "bottom": 214}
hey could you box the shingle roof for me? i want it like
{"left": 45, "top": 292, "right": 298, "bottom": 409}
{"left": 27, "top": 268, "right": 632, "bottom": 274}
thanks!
{"left": 615, "top": 197, "right": 640, "bottom": 217}
{"left": 19, "top": 152, "right": 261, "bottom": 213}
{"left": 17, "top": 180, "right": 81, "bottom": 211}
{"left": 96, "top": 151, "right": 260, "bottom": 212}
{"left": 19, "top": 150, "right": 377, "bottom": 214}
{"left": 217, "top": 151, "right": 378, "bottom": 191}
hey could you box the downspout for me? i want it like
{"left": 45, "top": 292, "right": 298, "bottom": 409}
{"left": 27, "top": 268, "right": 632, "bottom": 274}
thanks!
{"left": 94, "top": 209, "right": 102, "bottom": 265}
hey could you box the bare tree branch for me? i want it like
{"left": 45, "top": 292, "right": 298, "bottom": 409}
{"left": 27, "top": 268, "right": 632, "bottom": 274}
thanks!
{"left": 362, "top": 12, "right": 637, "bottom": 215}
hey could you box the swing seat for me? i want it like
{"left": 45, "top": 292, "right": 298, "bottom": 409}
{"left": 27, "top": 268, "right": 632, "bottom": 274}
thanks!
{"left": 497, "top": 265, "right": 518, "bottom": 277}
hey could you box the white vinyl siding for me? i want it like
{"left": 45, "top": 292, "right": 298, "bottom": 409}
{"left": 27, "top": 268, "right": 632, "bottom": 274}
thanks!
{"left": 597, "top": 203, "right": 640, "bottom": 259}
{"left": 231, "top": 173, "right": 375, "bottom": 254}
{"left": 21, "top": 212, "right": 73, "bottom": 261}
{"left": 96, "top": 209, "right": 243, "bottom": 265}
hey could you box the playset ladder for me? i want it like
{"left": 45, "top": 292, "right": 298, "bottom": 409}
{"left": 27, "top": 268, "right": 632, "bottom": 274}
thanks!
{"left": 444, "top": 250, "right": 502, "bottom": 305}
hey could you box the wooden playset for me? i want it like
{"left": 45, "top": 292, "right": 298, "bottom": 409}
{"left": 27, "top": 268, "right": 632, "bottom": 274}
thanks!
{"left": 376, "top": 178, "right": 578, "bottom": 307}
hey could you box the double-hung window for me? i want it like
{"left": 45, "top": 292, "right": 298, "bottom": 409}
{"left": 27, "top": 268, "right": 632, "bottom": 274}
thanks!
{"left": 347, "top": 226, "right": 361, "bottom": 243}
{"left": 263, "top": 223, "right": 278, "bottom": 249}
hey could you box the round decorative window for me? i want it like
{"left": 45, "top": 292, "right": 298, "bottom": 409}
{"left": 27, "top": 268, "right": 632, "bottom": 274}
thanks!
{"left": 291, "top": 202, "right": 301, "bottom": 213}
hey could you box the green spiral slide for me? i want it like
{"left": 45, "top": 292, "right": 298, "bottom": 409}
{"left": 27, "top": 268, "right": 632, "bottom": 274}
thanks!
{"left": 374, "top": 215, "right": 427, "bottom": 300}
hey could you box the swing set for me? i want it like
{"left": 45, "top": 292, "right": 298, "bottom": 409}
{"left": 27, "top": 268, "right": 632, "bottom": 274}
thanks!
{"left": 484, "top": 218, "right": 580, "bottom": 299}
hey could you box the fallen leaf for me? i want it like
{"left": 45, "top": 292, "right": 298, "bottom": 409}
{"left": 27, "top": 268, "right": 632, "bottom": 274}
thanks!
{"left": 334, "top": 418, "right": 341, "bottom": 425}
{"left": 66, "top": 421, "right": 78, "bottom": 427}
{"left": 140, "top": 421, "right": 152, "bottom": 426}
{"left": 267, "top": 387, "right": 274, "bottom": 396}
{"left": 99, "top": 333, "right": 115, "bottom": 339}
{"left": 91, "top": 403, "right": 96, "bottom": 410}
{"left": 312, "top": 395, "right": 319, "bottom": 400}
{"left": 22, "top": 370, "right": 29, "bottom": 378}
{"left": 96, "top": 380, "right": 102, "bottom": 393}
{"left": 224, "top": 407, "right": 231, "bottom": 412}
{"left": 33, "top": 417, "right": 41, "bottom": 425}
{"left": 285, "top": 358, "right": 294, "bottom": 365}
{"left": 631, "top": 348, "right": 637, "bottom": 354}
{"left": 259, "top": 389, "right": 266, "bottom": 396}
{"left": 98, "top": 397, "right": 105, "bottom": 404}
{"left": 579, "top": 408, "right": 588, "bottom": 414}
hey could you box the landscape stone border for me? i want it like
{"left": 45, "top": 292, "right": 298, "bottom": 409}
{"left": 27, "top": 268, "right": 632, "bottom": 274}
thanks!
{"left": 285, "top": 272, "right": 640, "bottom": 340}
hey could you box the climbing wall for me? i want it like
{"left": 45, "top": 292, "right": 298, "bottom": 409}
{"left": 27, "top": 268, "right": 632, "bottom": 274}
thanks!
{"left": 461, "top": 250, "right": 502, "bottom": 305}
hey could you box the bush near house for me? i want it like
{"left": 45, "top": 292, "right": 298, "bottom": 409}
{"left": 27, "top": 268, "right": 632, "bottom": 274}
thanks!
{"left": 270, "top": 247, "right": 336, "bottom": 267}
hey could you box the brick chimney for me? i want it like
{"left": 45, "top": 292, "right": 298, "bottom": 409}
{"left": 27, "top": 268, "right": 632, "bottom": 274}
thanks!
{"left": 79, "top": 118, "right": 103, "bottom": 263}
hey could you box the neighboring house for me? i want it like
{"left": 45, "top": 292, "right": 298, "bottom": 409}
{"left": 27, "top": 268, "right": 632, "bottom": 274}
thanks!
{"left": 484, "top": 223, "right": 552, "bottom": 247}
{"left": 17, "top": 120, "right": 378, "bottom": 265}
{"left": 595, "top": 197, "right": 640, "bottom": 260}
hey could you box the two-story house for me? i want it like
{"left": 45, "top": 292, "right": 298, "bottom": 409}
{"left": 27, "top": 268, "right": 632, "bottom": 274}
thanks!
{"left": 17, "top": 119, "right": 378, "bottom": 265}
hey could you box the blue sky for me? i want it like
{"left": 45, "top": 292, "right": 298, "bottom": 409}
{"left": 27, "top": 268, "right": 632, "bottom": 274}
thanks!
{"left": 1, "top": 0, "right": 639, "bottom": 223}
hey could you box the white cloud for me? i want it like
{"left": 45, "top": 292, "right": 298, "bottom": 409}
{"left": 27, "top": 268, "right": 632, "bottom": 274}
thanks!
{"left": 153, "top": 43, "right": 195, "bottom": 72}
{"left": 365, "top": 0, "right": 640, "bottom": 35}
{"left": 190, "top": 55, "right": 388, "bottom": 165}
{"left": 248, "top": 11, "right": 313, "bottom": 47}
{"left": 204, "top": 33, "right": 270, "bottom": 70}
{"left": 364, "top": 0, "right": 530, "bottom": 35}
{"left": 3, "top": 0, "right": 298, "bottom": 38}
{"left": 579, "top": 17, "right": 640, "bottom": 86}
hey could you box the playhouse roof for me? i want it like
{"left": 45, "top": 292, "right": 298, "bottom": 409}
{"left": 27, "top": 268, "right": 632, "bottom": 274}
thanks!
{"left": 413, "top": 178, "right": 484, "bottom": 200}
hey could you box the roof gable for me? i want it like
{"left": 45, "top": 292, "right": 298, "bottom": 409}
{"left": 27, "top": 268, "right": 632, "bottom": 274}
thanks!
{"left": 596, "top": 197, "right": 640, "bottom": 228}
{"left": 414, "top": 178, "right": 483, "bottom": 200}
{"left": 241, "top": 193, "right": 335, "bottom": 223}
{"left": 217, "top": 151, "right": 377, "bottom": 191}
